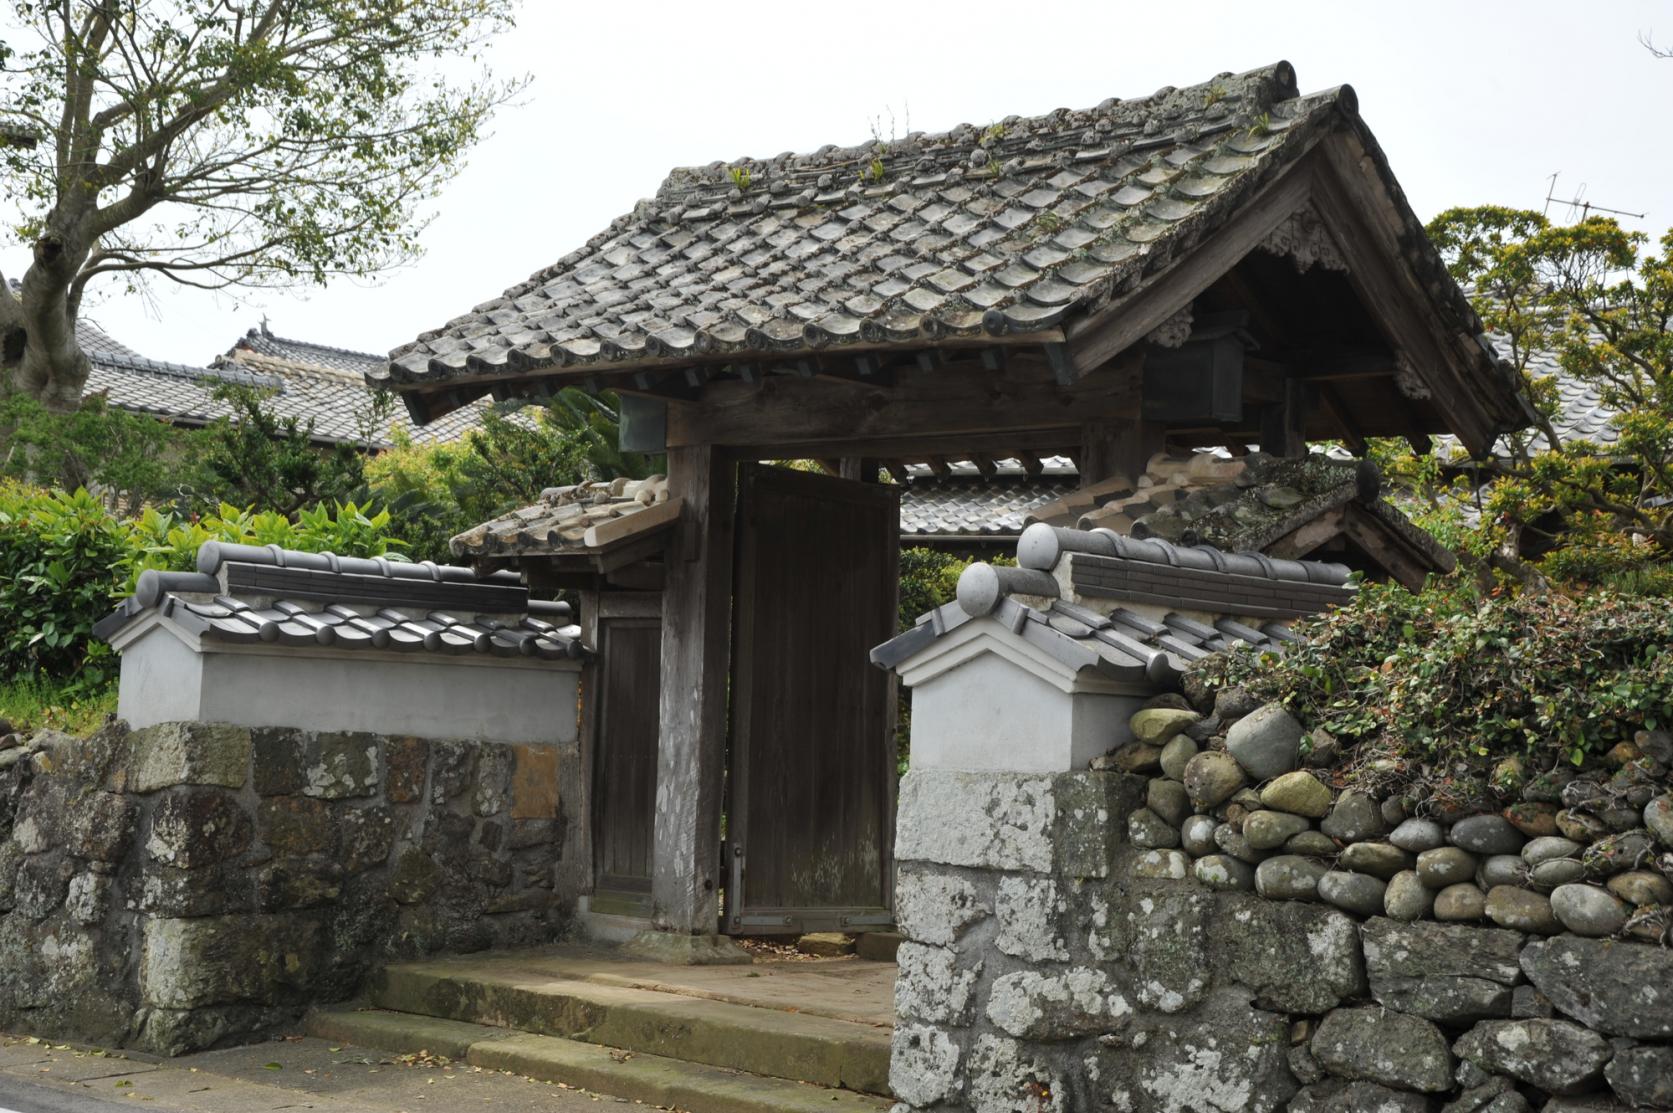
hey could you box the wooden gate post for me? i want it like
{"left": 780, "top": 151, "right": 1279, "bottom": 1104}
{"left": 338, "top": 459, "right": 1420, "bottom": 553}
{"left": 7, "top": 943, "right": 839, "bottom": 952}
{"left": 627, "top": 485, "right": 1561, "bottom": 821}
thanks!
{"left": 650, "top": 444, "right": 736, "bottom": 935}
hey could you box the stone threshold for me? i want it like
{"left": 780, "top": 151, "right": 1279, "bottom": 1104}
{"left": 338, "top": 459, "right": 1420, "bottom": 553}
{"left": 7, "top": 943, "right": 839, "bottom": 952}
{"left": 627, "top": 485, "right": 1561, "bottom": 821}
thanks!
{"left": 307, "top": 1007, "right": 894, "bottom": 1113}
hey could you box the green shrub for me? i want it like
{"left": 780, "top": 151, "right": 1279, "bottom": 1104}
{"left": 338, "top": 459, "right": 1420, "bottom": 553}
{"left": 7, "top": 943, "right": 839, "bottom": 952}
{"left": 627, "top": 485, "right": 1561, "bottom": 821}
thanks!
{"left": 0, "top": 392, "right": 202, "bottom": 513}
{"left": 0, "top": 673, "right": 117, "bottom": 736}
{"left": 1194, "top": 578, "right": 1673, "bottom": 806}
{"left": 0, "top": 483, "right": 406, "bottom": 688}
{"left": 0, "top": 484, "right": 129, "bottom": 689}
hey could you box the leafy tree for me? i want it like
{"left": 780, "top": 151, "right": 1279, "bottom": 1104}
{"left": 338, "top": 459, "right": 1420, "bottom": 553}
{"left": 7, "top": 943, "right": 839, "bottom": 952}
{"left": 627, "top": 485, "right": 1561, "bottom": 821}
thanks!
{"left": 196, "top": 383, "right": 365, "bottom": 514}
{"left": 1423, "top": 208, "right": 1673, "bottom": 569}
{"left": 365, "top": 393, "right": 662, "bottom": 563}
{"left": 0, "top": 388, "right": 197, "bottom": 512}
{"left": 0, "top": 0, "right": 523, "bottom": 409}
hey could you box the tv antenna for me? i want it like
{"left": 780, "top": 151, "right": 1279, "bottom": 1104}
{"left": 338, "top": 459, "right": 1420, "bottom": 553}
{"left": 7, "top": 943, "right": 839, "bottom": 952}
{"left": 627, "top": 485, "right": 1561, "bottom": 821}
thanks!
{"left": 1543, "top": 172, "right": 1645, "bottom": 222}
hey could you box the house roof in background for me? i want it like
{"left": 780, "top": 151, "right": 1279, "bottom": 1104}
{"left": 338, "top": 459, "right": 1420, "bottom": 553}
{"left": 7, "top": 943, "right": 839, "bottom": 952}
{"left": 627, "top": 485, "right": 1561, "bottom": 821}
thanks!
{"left": 40, "top": 296, "right": 501, "bottom": 448}
{"left": 374, "top": 60, "right": 1511, "bottom": 441}
{"left": 899, "top": 456, "right": 1078, "bottom": 538}
{"left": 1483, "top": 334, "right": 1621, "bottom": 452}
{"left": 230, "top": 326, "right": 386, "bottom": 378}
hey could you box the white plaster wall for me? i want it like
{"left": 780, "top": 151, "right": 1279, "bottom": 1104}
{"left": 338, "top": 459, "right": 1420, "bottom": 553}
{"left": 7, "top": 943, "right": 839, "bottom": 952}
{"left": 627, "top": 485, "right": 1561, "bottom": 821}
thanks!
{"left": 910, "top": 652, "right": 1141, "bottom": 773}
{"left": 117, "top": 634, "right": 579, "bottom": 745}
{"left": 117, "top": 630, "right": 206, "bottom": 728}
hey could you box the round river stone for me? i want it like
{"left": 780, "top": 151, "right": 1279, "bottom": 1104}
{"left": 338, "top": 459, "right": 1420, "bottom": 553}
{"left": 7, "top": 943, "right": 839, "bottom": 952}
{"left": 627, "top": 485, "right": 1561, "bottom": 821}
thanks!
{"left": 1259, "top": 770, "right": 1333, "bottom": 818}
{"left": 1225, "top": 703, "right": 1303, "bottom": 780}
{"left": 1146, "top": 778, "right": 1191, "bottom": 827}
{"left": 1180, "top": 814, "right": 1218, "bottom": 857}
{"left": 1130, "top": 707, "right": 1200, "bottom": 744}
{"left": 1285, "top": 830, "right": 1338, "bottom": 857}
{"left": 1549, "top": 883, "right": 1628, "bottom": 937}
{"left": 1384, "top": 870, "right": 1434, "bottom": 921}
{"left": 1158, "top": 734, "right": 1197, "bottom": 781}
{"left": 1317, "top": 870, "right": 1387, "bottom": 917}
{"left": 1338, "top": 841, "right": 1412, "bottom": 880}
{"left": 1244, "top": 810, "right": 1312, "bottom": 851}
{"left": 1255, "top": 855, "right": 1328, "bottom": 901}
{"left": 1521, "top": 836, "right": 1583, "bottom": 865}
{"left": 1128, "top": 807, "right": 1181, "bottom": 850}
{"left": 1607, "top": 869, "right": 1673, "bottom": 906}
{"left": 1321, "top": 791, "right": 1385, "bottom": 843}
{"left": 1183, "top": 751, "right": 1246, "bottom": 810}
{"left": 1648, "top": 793, "right": 1673, "bottom": 848}
{"left": 1415, "top": 847, "right": 1477, "bottom": 888}
{"left": 1530, "top": 858, "right": 1584, "bottom": 890}
{"left": 1485, "top": 885, "right": 1561, "bottom": 934}
{"left": 1194, "top": 854, "right": 1255, "bottom": 893}
{"left": 1449, "top": 814, "right": 1527, "bottom": 855}
{"left": 1389, "top": 817, "right": 1445, "bottom": 853}
{"left": 1434, "top": 882, "right": 1487, "bottom": 922}
{"left": 1478, "top": 854, "right": 1525, "bottom": 889}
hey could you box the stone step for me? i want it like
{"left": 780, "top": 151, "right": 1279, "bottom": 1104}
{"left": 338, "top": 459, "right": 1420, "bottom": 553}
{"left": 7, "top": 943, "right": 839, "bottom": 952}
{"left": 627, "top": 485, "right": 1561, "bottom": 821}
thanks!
{"left": 307, "top": 1007, "right": 894, "bottom": 1113}
{"left": 368, "top": 961, "right": 893, "bottom": 1096}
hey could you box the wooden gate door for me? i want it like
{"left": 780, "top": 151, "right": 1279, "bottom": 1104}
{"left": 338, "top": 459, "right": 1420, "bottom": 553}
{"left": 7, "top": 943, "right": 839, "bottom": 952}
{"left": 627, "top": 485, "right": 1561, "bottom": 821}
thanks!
{"left": 725, "top": 464, "right": 899, "bottom": 935}
{"left": 592, "top": 615, "right": 662, "bottom": 900}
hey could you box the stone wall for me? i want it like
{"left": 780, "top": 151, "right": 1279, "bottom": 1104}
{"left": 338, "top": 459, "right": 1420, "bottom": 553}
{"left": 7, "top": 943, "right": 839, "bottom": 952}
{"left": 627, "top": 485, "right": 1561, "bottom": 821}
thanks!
{"left": 891, "top": 765, "right": 1673, "bottom": 1112}
{"left": 0, "top": 719, "right": 581, "bottom": 1055}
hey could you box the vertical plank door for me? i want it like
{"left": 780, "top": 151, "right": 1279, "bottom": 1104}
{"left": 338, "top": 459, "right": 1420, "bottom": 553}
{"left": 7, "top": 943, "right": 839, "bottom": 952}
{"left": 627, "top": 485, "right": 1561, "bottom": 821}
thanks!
{"left": 726, "top": 464, "right": 899, "bottom": 935}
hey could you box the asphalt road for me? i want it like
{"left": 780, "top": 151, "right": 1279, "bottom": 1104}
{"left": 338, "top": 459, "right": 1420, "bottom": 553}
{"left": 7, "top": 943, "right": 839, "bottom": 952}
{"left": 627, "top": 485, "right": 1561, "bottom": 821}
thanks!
{"left": 0, "top": 1076, "right": 130, "bottom": 1113}
{"left": 0, "top": 1034, "right": 649, "bottom": 1112}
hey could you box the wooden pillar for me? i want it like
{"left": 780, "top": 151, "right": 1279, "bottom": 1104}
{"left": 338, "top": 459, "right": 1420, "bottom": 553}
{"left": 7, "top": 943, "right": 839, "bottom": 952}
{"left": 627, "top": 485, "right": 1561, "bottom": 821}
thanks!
{"left": 650, "top": 444, "right": 735, "bottom": 935}
{"left": 1261, "top": 378, "right": 1309, "bottom": 458}
{"left": 1080, "top": 418, "right": 1164, "bottom": 486}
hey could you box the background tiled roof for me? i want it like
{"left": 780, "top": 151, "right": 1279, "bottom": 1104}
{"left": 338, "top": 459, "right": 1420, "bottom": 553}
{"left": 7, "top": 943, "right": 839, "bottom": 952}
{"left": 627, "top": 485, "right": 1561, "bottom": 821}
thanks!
{"left": 899, "top": 457, "right": 1078, "bottom": 537}
{"left": 378, "top": 62, "right": 1385, "bottom": 404}
{"left": 231, "top": 327, "right": 386, "bottom": 377}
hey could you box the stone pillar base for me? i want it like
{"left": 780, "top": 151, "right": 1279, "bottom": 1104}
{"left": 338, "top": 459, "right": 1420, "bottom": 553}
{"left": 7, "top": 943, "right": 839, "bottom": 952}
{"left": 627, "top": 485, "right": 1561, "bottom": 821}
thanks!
{"left": 623, "top": 930, "right": 753, "bottom": 966}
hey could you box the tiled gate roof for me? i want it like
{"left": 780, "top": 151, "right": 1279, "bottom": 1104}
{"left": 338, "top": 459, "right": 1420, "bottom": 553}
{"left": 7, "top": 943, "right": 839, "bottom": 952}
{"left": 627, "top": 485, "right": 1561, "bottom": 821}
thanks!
{"left": 374, "top": 61, "right": 1499, "bottom": 434}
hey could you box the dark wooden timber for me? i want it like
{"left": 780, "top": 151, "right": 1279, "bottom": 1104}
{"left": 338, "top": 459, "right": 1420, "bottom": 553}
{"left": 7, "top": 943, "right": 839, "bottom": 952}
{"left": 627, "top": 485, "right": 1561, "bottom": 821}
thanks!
{"left": 1310, "top": 134, "right": 1499, "bottom": 454}
{"left": 1080, "top": 416, "right": 1164, "bottom": 486}
{"left": 725, "top": 465, "right": 898, "bottom": 935}
{"left": 593, "top": 615, "right": 663, "bottom": 894}
{"left": 650, "top": 445, "right": 736, "bottom": 934}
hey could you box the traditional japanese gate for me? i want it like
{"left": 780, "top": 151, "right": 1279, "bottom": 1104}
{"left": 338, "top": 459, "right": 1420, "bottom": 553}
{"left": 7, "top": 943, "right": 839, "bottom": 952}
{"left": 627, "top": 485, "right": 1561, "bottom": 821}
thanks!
{"left": 723, "top": 464, "right": 900, "bottom": 935}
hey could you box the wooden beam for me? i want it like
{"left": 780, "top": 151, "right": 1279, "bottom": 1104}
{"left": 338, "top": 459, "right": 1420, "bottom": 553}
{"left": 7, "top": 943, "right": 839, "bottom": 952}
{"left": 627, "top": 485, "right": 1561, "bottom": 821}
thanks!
{"left": 839, "top": 457, "right": 867, "bottom": 482}
{"left": 1080, "top": 416, "right": 1164, "bottom": 486}
{"left": 669, "top": 356, "right": 1143, "bottom": 451}
{"left": 970, "top": 454, "right": 998, "bottom": 477}
{"left": 1340, "top": 503, "right": 1442, "bottom": 593}
{"left": 1309, "top": 135, "right": 1501, "bottom": 454}
{"left": 1064, "top": 166, "right": 1315, "bottom": 378}
{"left": 1316, "top": 384, "right": 1368, "bottom": 456}
{"left": 651, "top": 445, "right": 736, "bottom": 935}
{"left": 1266, "top": 506, "right": 1349, "bottom": 560}
{"left": 582, "top": 497, "right": 684, "bottom": 549}
{"left": 1017, "top": 452, "right": 1044, "bottom": 477}
{"left": 884, "top": 461, "right": 910, "bottom": 483}
{"left": 924, "top": 457, "right": 951, "bottom": 477}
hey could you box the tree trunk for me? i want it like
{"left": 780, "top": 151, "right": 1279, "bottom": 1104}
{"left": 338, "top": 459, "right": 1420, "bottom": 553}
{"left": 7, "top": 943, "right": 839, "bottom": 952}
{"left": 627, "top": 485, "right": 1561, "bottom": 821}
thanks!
{"left": 1, "top": 235, "right": 94, "bottom": 412}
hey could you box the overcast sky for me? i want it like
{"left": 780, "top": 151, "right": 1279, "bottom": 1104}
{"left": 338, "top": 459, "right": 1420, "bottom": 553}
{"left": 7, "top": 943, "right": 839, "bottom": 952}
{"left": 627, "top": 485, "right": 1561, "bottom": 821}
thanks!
{"left": 7, "top": 0, "right": 1671, "bottom": 366}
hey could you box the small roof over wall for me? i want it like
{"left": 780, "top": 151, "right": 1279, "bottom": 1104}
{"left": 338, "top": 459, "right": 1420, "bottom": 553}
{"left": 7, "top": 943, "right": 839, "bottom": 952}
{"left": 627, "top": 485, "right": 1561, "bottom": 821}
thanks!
{"left": 96, "top": 542, "right": 585, "bottom": 660}
{"left": 873, "top": 522, "right": 1351, "bottom": 688}
{"left": 375, "top": 62, "right": 1528, "bottom": 460}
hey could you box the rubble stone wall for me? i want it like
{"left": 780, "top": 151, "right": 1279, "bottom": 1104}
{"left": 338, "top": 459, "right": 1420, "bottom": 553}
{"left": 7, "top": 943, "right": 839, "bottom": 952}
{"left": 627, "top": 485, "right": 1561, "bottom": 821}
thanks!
{"left": 891, "top": 767, "right": 1673, "bottom": 1112}
{"left": 0, "top": 720, "right": 582, "bottom": 1055}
